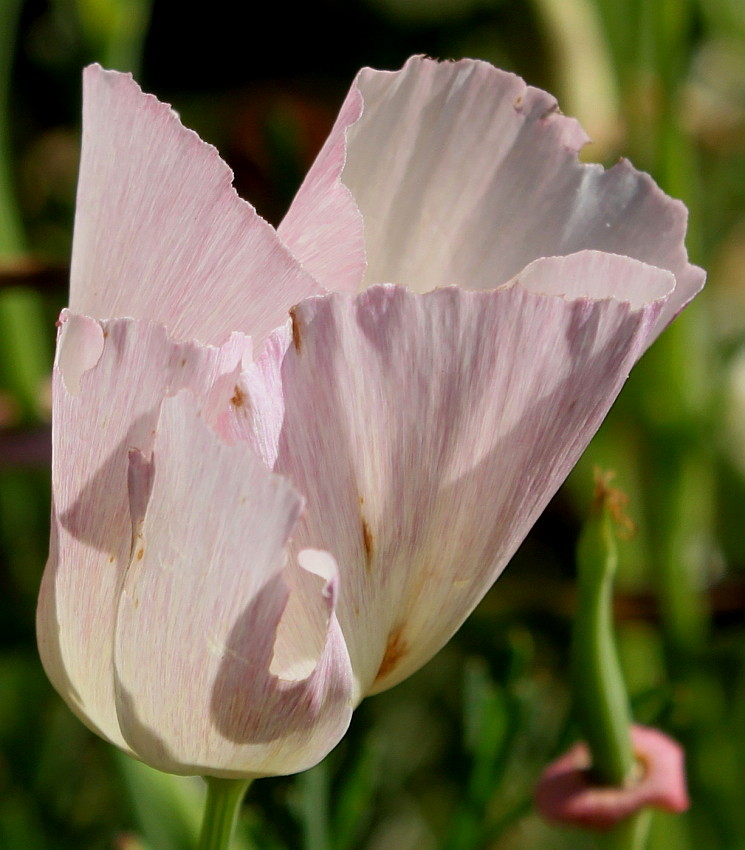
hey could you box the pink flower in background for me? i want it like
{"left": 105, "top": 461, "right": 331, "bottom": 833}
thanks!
{"left": 534, "top": 725, "right": 690, "bottom": 829}
{"left": 37, "top": 57, "right": 704, "bottom": 777}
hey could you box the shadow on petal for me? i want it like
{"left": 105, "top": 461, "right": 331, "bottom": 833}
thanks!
{"left": 210, "top": 574, "right": 336, "bottom": 745}
{"left": 114, "top": 670, "right": 180, "bottom": 770}
{"left": 36, "top": 502, "right": 84, "bottom": 709}
{"left": 58, "top": 409, "right": 157, "bottom": 559}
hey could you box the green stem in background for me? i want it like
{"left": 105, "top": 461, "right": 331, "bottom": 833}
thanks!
{"left": 0, "top": 288, "right": 53, "bottom": 423}
{"left": 198, "top": 777, "right": 252, "bottom": 850}
{"left": 529, "top": 0, "right": 621, "bottom": 157}
{"left": 656, "top": 447, "right": 711, "bottom": 671}
{"left": 629, "top": 0, "right": 712, "bottom": 675}
{"left": 75, "top": 0, "right": 154, "bottom": 74}
{"left": 0, "top": 0, "right": 26, "bottom": 256}
{"left": 610, "top": 809, "right": 653, "bottom": 850}
{"left": 297, "top": 763, "right": 332, "bottom": 850}
{"left": 571, "top": 473, "right": 634, "bottom": 787}
{"left": 0, "top": 0, "right": 52, "bottom": 426}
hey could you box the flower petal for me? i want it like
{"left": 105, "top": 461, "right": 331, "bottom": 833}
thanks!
{"left": 114, "top": 391, "right": 354, "bottom": 777}
{"left": 70, "top": 66, "right": 322, "bottom": 345}
{"left": 249, "top": 255, "right": 670, "bottom": 697}
{"left": 37, "top": 314, "right": 252, "bottom": 750}
{"left": 278, "top": 86, "right": 366, "bottom": 293}
{"left": 294, "top": 56, "right": 702, "bottom": 342}
{"left": 214, "top": 324, "right": 292, "bottom": 468}
{"left": 270, "top": 549, "right": 342, "bottom": 682}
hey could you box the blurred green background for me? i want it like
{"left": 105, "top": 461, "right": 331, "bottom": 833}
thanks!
{"left": 2, "top": 0, "right": 745, "bottom": 847}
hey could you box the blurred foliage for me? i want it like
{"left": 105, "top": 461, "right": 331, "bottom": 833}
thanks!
{"left": 1, "top": 0, "right": 745, "bottom": 848}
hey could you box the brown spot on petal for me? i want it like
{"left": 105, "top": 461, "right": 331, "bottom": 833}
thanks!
{"left": 289, "top": 307, "right": 302, "bottom": 352}
{"left": 136, "top": 548, "right": 144, "bottom": 560}
{"left": 230, "top": 385, "right": 246, "bottom": 408}
{"left": 361, "top": 517, "right": 373, "bottom": 570}
{"left": 374, "top": 625, "right": 407, "bottom": 684}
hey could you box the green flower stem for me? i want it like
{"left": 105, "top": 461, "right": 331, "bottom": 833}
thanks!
{"left": 610, "top": 809, "right": 653, "bottom": 850}
{"left": 198, "top": 777, "right": 252, "bottom": 850}
{"left": 571, "top": 481, "right": 634, "bottom": 787}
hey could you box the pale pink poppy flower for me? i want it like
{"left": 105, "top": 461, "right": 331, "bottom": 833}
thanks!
{"left": 37, "top": 57, "right": 704, "bottom": 778}
{"left": 534, "top": 724, "right": 690, "bottom": 830}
